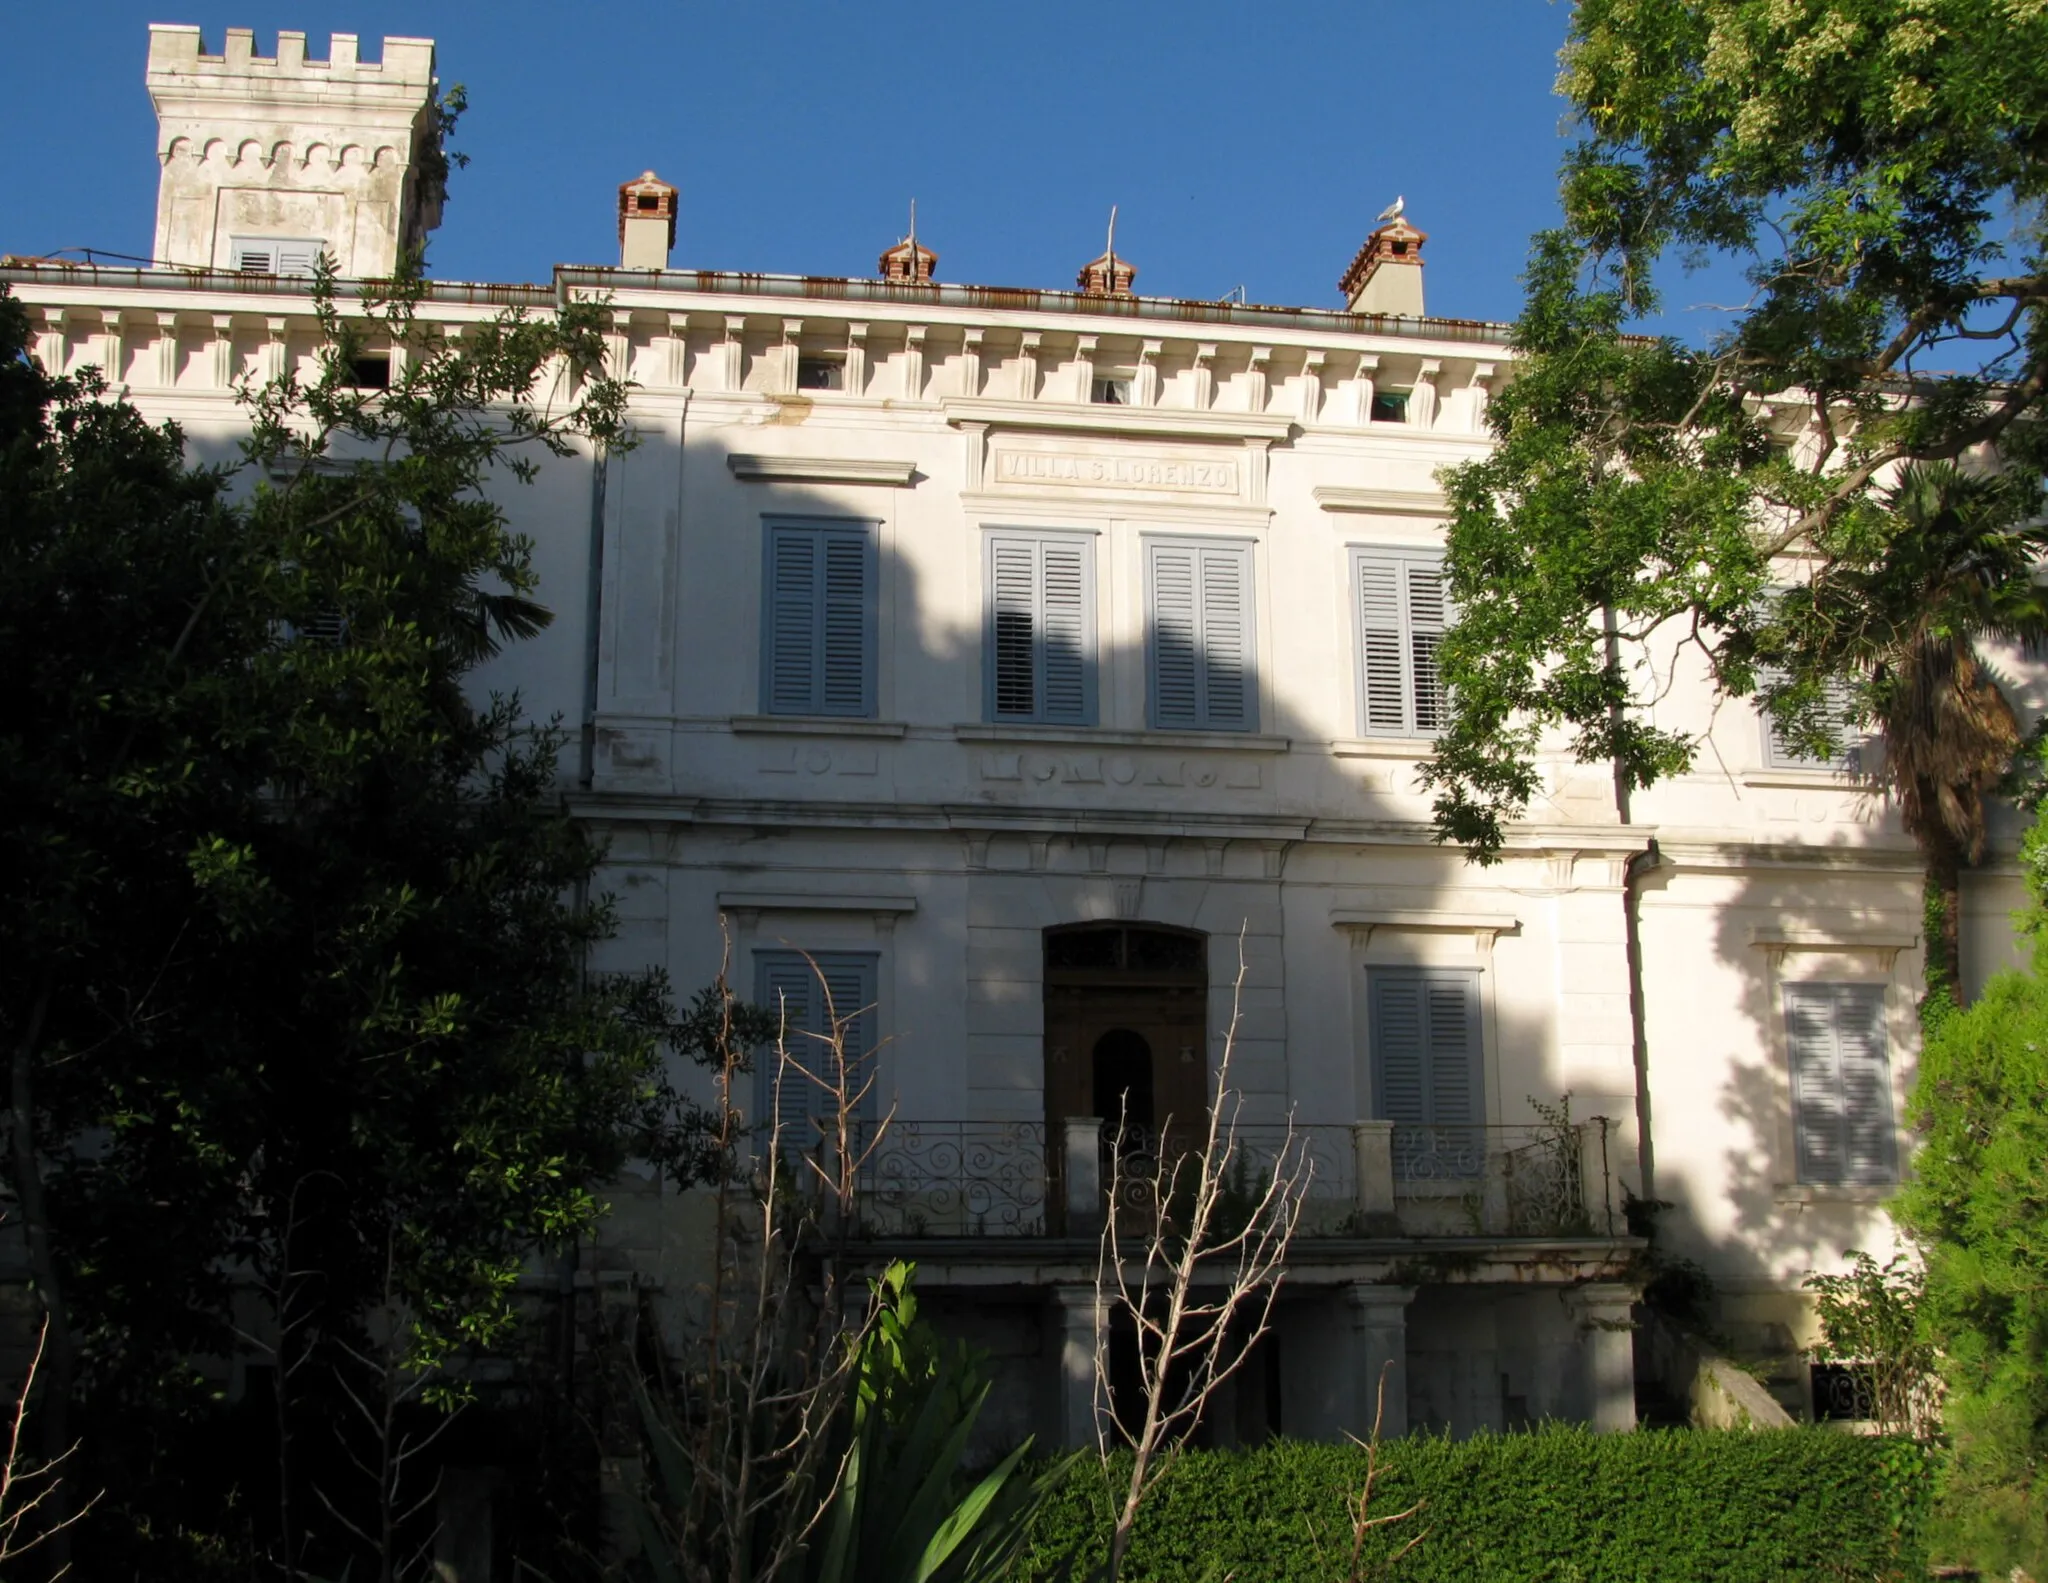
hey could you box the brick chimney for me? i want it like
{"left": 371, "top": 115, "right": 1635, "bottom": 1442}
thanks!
{"left": 1077, "top": 249, "right": 1136, "bottom": 297}
{"left": 618, "top": 170, "right": 677, "bottom": 269}
{"left": 1341, "top": 215, "right": 1427, "bottom": 317}
{"left": 879, "top": 235, "right": 936, "bottom": 284}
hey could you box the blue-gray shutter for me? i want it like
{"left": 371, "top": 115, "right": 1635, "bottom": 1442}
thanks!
{"left": 1837, "top": 984, "right": 1897, "bottom": 1185}
{"left": 755, "top": 952, "right": 879, "bottom": 1146}
{"left": 1148, "top": 540, "right": 1254, "bottom": 731}
{"left": 762, "top": 523, "right": 873, "bottom": 716}
{"left": 1786, "top": 982, "right": 1894, "bottom": 1185}
{"left": 1369, "top": 973, "right": 1428, "bottom": 1124}
{"left": 1199, "top": 545, "right": 1251, "bottom": 729}
{"left": 1369, "top": 969, "right": 1480, "bottom": 1127}
{"left": 757, "top": 953, "right": 821, "bottom": 1142}
{"left": 988, "top": 533, "right": 1094, "bottom": 724}
{"left": 820, "top": 532, "right": 871, "bottom": 715}
{"left": 1150, "top": 544, "right": 1201, "bottom": 727}
{"left": 765, "top": 529, "right": 818, "bottom": 713}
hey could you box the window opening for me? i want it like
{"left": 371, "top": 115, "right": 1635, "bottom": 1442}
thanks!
{"left": 797, "top": 355, "right": 845, "bottom": 391}
{"left": 348, "top": 354, "right": 392, "bottom": 389}
{"left": 1092, "top": 375, "right": 1133, "bottom": 405}
{"left": 1369, "top": 390, "right": 1411, "bottom": 423}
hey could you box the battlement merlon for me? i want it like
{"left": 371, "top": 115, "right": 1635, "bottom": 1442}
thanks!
{"left": 147, "top": 26, "right": 435, "bottom": 88}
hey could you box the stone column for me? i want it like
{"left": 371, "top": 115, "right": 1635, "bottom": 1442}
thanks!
{"left": 1351, "top": 1121, "right": 1395, "bottom": 1225}
{"left": 1344, "top": 1283, "right": 1415, "bottom": 1441}
{"left": 1049, "top": 1284, "right": 1108, "bottom": 1448}
{"left": 1566, "top": 1283, "right": 1637, "bottom": 1432}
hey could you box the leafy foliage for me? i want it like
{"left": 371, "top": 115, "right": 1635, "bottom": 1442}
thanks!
{"left": 1892, "top": 811, "right": 2048, "bottom": 1577}
{"left": 1023, "top": 1430, "right": 1931, "bottom": 1583}
{"left": 0, "top": 263, "right": 686, "bottom": 1574}
{"left": 1427, "top": 0, "right": 2048, "bottom": 863}
{"left": 1803, "top": 1251, "right": 1940, "bottom": 1441}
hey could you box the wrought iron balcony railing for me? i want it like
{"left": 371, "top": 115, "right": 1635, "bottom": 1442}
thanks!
{"left": 834, "top": 1114, "right": 1617, "bottom": 1241}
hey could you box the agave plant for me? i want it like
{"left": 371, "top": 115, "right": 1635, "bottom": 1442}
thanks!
{"left": 634, "top": 1260, "right": 1071, "bottom": 1583}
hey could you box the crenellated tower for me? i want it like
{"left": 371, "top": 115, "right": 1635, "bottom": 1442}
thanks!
{"left": 145, "top": 24, "right": 442, "bottom": 277}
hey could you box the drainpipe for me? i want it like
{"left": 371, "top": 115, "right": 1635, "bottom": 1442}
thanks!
{"left": 579, "top": 441, "right": 608, "bottom": 790}
{"left": 1605, "top": 605, "right": 1657, "bottom": 1203}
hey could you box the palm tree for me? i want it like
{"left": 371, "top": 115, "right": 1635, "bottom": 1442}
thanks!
{"left": 1812, "top": 461, "right": 2048, "bottom": 1007}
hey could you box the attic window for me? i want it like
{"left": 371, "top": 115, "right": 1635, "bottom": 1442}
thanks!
{"left": 1091, "top": 376, "right": 1133, "bottom": 405}
{"left": 797, "top": 356, "right": 845, "bottom": 391}
{"left": 1370, "top": 390, "right": 1410, "bottom": 423}
{"left": 348, "top": 354, "right": 392, "bottom": 389}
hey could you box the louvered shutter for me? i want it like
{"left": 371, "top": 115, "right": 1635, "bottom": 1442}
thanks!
{"left": 1150, "top": 544, "right": 1201, "bottom": 727}
{"left": 756, "top": 953, "right": 880, "bottom": 1147}
{"left": 275, "top": 244, "right": 320, "bottom": 277}
{"left": 1148, "top": 541, "right": 1255, "bottom": 731}
{"left": 819, "top": 531, "right": 871, "bottom": 715}
{"left": 1836, "top": 984, "right": 1896, "bottom": 1184}
{"left": 237, "top": 243, "right": 278, "bottom": 274}
{"left": 762, "top": 523, "right": 872, "bottom": 717}
{"left": 1370, "top": 974, "right": 1428, "bottom": 1125}
{"left": 1198, "top": 545, "right": 1251, "bottom": 728}
{"left": 757, "top": 954, "right": 820, "bottom": 1144}
{"left": 990, "top": 538, "right": 1038, "bottom": 718}
{"left": 1424, "top": 976, "right": 1479, "bottom": 1127}
{"left": 1785, "top": 983, "right": 1846, "bottom": 1183}
{"left": 986, "top": 533, "right": 1094, "bottom": 724}
{"left": 1040, "top": 538, "right": 1090, "bottom": 723}
{"left": 1406, "top": 564, "right": 1448, "bottom": 732}
{"left": 1357, "top": 555, "right": 1409, "bottom": 734}
{"left": 765, "top": 527, "right": 819, "bottom": 713}
{"left": 1354, "top": 551, "right": 1449, "bottom": 737}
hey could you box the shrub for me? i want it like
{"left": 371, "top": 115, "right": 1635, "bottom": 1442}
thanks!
{"left": 1023, "top": 1428, "right": 1930, "bottom": 1582}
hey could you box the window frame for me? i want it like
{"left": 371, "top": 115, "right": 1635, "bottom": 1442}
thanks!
{"left": 982, "top": 527, "right": 1099, "bottom": 726}
{"left": 758, "top": 517, "right": 878, "bottom": 719}
{"left": 1142, "top": 534, "right": 1259, "bottom": 733}
{"left": 1350, "top": 545, "right": 1450, "bottom": 739}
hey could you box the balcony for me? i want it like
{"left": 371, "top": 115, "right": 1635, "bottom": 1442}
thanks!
{"left": 834, "top": 1117, "right": 1621, "bottom": 1243}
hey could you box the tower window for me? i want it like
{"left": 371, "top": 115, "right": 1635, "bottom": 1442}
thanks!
{"left": 636, "top": 193, "right": 660, "bottom": 212}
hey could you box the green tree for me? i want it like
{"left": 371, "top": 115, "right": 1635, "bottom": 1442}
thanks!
{"left": 1786, "top": 459, "right": 2048, "bottom": 1011}
{"left": 1893, "top": 810, "right": 2048, "bottom": 1576}
{"left": 1427, "top": 0, "right": 2048, "bottom": 901}
{"left": 0, "top": 268, "right": 693, "bottom": 1575}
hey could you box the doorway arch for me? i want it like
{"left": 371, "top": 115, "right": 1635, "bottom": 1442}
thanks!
{"left": 1043, "top": 923, "right": 1208, "bottom": 1221}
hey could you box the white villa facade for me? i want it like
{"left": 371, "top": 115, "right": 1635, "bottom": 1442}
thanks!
{"left": 8, "top": 24, "right": 2033, "bottom": 1453}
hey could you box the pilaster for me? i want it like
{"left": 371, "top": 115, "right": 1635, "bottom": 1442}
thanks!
{"left": 1344, "top": 1283, "right": 1415, "bottom": 1440}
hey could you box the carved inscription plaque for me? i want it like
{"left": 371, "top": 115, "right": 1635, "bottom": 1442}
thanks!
{"left": 993, "top": 448, "right": 1240, "bottom": 495}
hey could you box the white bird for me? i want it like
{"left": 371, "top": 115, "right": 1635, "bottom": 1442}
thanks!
{"left": 1377, "top": 195, "right": 1406, "bottom": 223}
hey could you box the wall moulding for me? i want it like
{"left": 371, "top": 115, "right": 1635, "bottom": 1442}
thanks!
{"left": 725, "top": 453, "right": 919, "bottom": 485}
{"left": 1312, "top": 485, "right": 1447, "bottom": 516}
{"left": 1748, "top": 927, "right": 1917, "bottom": 971}
{"left": 941, "top": 395, "right": 1295, "bottom": 442}
{"left": 1330, "top": 908, "right": 1520, "bottom": 958}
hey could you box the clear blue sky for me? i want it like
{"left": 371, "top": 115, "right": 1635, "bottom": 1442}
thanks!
{"left": 0, "top": 2, "right": 1715, "bottom": 332}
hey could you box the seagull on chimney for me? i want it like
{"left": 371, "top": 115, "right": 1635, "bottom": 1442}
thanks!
{"left": 1377, "top": 195, "right": 1406, "bottom": 224}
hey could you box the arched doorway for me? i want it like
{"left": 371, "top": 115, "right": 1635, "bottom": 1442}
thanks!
{"left": 1043, "top": 923, "right": 1208, "bottom": 1226}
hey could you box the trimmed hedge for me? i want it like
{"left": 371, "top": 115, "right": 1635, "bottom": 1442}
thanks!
{"left": 1022, "top": 1428, "right": 1930, "bottom": 1582}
